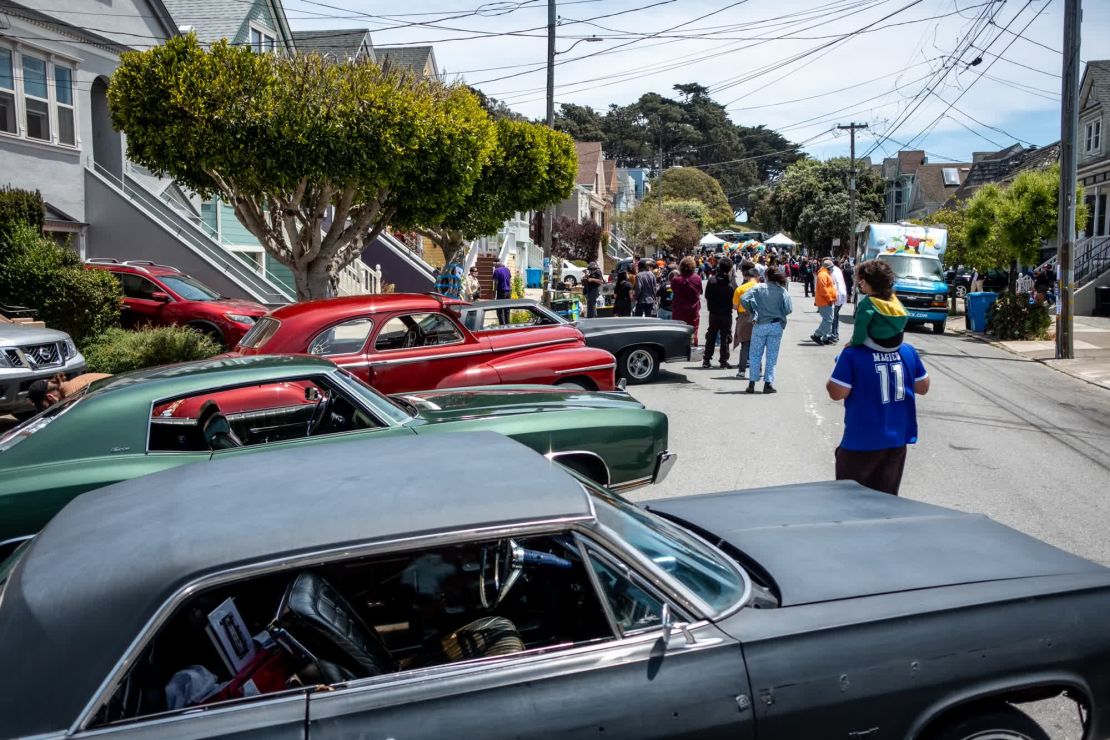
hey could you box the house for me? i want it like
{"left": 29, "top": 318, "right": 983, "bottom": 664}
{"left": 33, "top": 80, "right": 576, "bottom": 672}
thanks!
{"left": 619, "top": 167, "right": 651, "bottom": 202}
{"left": 879, "top": 150, "right": 971, "bottom": 221}
{"left": 1076, "top": 60, "right": 1110, "bottom": 315}
{"left": 945, "top": 143, "right": 1061, "bottom": 207}
{"left": 291, "top": 29, "right": 374, "bottom": 61}
{"left": 374, "top": 46, "right": 439, "bottom": 79}
{"left": 556, "top": 141, "right": 611, "bottom": 228}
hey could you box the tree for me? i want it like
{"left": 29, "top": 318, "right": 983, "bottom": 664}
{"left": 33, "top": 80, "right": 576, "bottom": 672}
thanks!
{"left": 110, "top": 35, "right": 497, "bottom": 300}
{"left": 554, "top": 103, "right": 606, "bottom": 142}
{"left": 552, "top": 216, "right": 603, "bottom": 262}
{"left": 617, "top": 200, "right": 701, "bottom": 257}
{"left": 645, "top": 167, "right": 734, "bottom": 227}
{"left": 401, "top": 118, "right": 577, "bottom": 267}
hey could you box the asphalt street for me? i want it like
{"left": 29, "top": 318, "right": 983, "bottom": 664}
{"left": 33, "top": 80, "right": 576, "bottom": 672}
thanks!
{"left": 627, "top": 280, "right": 1110, "bottom": 738}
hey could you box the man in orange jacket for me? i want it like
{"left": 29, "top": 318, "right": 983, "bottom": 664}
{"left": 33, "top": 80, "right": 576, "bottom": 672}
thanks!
{"left": 811, "top": 258, "right": 839, "bottom": 345}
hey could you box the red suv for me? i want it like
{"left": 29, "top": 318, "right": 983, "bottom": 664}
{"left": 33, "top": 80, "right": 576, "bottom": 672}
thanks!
{"left": 85, "top": 259, "right": 269, "bottom": 348}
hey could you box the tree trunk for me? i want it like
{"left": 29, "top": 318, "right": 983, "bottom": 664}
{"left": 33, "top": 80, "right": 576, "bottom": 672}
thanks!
{"left": 441, "top": 233, "right": 468, "bottom": 267}
{"left": 1008, "top": 258, "right": 1018, "bottom": 295}
{"left": 291, "top": 260, "right": 334, "bottom": 301}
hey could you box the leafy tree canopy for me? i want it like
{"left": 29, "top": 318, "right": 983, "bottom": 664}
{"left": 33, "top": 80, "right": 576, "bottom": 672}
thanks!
{"left": 645, "top": 167, "right": 734, "bottom": 228}
{"left": 552, "top": 216, "right": 604, "bottom": 263}
{"left": 110, "top": 35, "right": 498, "bottom": 300}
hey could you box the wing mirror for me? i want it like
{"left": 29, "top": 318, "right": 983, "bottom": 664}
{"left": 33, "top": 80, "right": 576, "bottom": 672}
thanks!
{"left": 305, "top": 387, "right": 321, "bottom": 402}
{"left": 150, "top": 291, "right": 172, "bottom": 303}
{"left": 661, "top": 603, "right": 695, "bottom": 646}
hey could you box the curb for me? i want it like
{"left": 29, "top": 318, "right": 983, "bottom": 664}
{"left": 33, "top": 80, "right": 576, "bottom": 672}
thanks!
{"left": 949, "top": 325, "right": 1110, "bottom": 391}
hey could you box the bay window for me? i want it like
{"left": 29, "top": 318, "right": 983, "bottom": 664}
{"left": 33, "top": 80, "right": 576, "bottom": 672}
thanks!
{"left": 0, "top": 43, "right": 78, "bottom": 147}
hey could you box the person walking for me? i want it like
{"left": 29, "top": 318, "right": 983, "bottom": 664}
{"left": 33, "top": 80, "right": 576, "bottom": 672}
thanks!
{"left": 825, "top": 340, "right": 930, "bottom": 495}
{"left": 583, "top": 261, "right": 604, "bottom": 318}
{"left": 703, "top": 257, "right": 734, "bottom": 369}
{"left": 492, "top": 257, "right": 513, "bottom": 325}
{"left": 670, "top": 256, "right": 703, "bottom": 346}
{"left": 463, "top": 266, "right": 481, "bottom": 302}
{"left": 731, "top": 263, "right": 759, "bottom": 379}
{"left": 812, "top": 259, "right": 838, "bottom": 344}
{"left": 613, "top": 270, "right": 634, "bottom": 317}
{"left": 634, "top": 258, "right": 658, "bottom": 317}
{"left": 741, "top": 267, "right": 793, "bottom": 394}
{"left": 830, "top": 258, "right": 848, "bottom": 342}
{"left": 657, "top": 266, "right": 675, "bottom": 320}
{"left": 801, "top": 258, "right": 815, "bottom": 297}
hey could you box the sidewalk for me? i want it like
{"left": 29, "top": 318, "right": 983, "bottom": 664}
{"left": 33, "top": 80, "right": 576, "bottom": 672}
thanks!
{"left": 950, "top": 313, "right": 1110, "bottom": 391}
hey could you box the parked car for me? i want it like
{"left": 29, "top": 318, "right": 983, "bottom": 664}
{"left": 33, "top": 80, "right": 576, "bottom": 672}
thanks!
{"left": 0, "top": 354, "right": 670, "bottom": 541}
{"left": 559, "top": 259, "right": 585, "bottom": 287}
{"left": 944, "top": 266, "right": 1010, "bottom": 297}
{"left": 84, "top": 259, "right": 268, "bottom": 347}
{"left": 458, "top": 299, "right": 692, "bottom": 383}
{"left": 0, "top": 322, "right": 86, "bottom": 419}
{"left": 3, "top": 433, "right": 1106, "bottom": 739}
{"left": 234, "top": 294, "right": 616, "bottom": 393}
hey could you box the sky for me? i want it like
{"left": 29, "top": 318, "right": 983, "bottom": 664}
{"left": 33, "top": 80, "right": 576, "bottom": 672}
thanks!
{"left": 286, "top": 0, "right": 1110, "bottom": 166}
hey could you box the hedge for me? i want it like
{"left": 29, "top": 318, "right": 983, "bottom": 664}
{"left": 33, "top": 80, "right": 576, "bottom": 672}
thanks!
{"left": 0, "top": 187, "right": 43, "bottom": 245}
{"left": 83, "top": 325, "right": 222, "bottom": 374}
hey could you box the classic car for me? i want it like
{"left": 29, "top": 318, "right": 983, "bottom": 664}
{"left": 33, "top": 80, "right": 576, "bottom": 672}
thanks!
{"left": 457, "top": 299, "right": 693, "bottom": 384}
{"left": 0, "top": 321, "right": 87, "bottom": 418}
{"left": 234, "top": 293, "right": 616, "bottom": 393}
{"left": 0, "top": 355, "right": 671, "bottom": 542}
{"left": 3, "top": 432, "right": 1106, "bottom": 740}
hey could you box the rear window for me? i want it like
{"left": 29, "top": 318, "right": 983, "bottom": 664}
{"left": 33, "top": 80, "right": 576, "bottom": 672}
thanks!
{"left": 237, "top": 317, "right": 280, "bottom": 349}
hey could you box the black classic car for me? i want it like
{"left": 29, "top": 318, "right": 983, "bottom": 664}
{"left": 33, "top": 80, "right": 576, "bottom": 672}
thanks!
{"left": 2, "top": 433, "right": 1108, "bottom": 740}
{"left": 457, "top": 299, "right": 692, "bottom": 383}
{"left": 944, "top": 266, "right": 1010, "bottom": 297}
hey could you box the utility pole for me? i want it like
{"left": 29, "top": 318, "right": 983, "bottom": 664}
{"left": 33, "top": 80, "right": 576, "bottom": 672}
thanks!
{"left": 838, "top": 122, "right": 868, "bottom": 266}
{"left": 542, "top": 0, "right": 556, "bottom": 305}
{"left": 1056, "top": 0, "right": 1081, "bottom": 360}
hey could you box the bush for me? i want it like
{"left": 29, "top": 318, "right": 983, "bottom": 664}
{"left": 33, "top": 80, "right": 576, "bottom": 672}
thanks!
{"left": 0, "top": 187, "right": 43, "bottom": 245}
{"left": 83, "top": 325, "right": 222, "bottom": 374}
{"left": 0, "top": 224, "right": 122, "bottom": 345}
{"left": 986, "top": 292, "right": 1051, "bottom": 341}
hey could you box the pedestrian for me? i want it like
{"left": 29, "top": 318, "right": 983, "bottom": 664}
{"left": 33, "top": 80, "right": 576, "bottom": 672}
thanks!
{"left": 732, "top": 262, "right": 759, "bottom": 379}
{"left": 634, "top": 258, "right": 658, "bottom": 317}
{"left": 657, "top": 267, "right": 675, "bottom": 320}
{"left": 830, "top": 258, "right": 848, "bottom": 342}
{"left": 493, "top": 257, "right": 513, "bottom": 325}
{"left": 463, "top": 265, "right": 481, "bottom": 302}
{"left": 703, "top": 257, "right": 734, "bottom": 369}
{"left": 825, "top": 339, "right": 930, "bottom": 495}
{"left": 583, "top": 260, "right": 604, "bottom": 318}
{"left": 802, "top": 258, "right": 815, "bottom": 297}
{"left": 812, "top": 259, "right": 838, "bottom": 344}
{"left": 613, "top": 270, "right": 634, "bottom": 317}
{"left": 434, "top": 260, "right": 463, "bottom": 299}
{"left": 970, "top": 267, "right": 984, "bottom": 293}
{"left": 839, "top": 258, "right": 854, "bottom": 304}
{"left": 1016, "top": 270, "right": 1034, "bottom": 297}
{"left": 851, "top": 259, "right": 908, "bottom": 350}
{"left": 670, "top": 256, "right": 703, "bottom": 346}
{"left": 741, "top": 266, "right": 793, "bottom": 394}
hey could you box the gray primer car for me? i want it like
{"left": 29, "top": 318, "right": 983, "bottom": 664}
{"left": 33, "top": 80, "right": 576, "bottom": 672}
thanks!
{"left": 0, "top": 322, "right": 86, "bottom": 416}
{"left": 1, "top": 434, "right": 1108, "bottom": 739}
{"left": 458, "top": 299, "right": 692, "bottom": 383}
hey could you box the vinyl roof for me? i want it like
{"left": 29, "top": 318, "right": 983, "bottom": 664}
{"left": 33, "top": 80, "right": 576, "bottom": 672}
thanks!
{"left": 0, "top": 432, "right": 592, "bottom": 735}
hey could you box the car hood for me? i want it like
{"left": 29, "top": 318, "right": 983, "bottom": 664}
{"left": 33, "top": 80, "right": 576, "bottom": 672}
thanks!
{"left": 574, "top": 317, "right": 693, "bottom": 335}
{"left": 210, "top": 298, "right": 267, "bottom": 315}
{"left": 0, "top": 323, "right": 73, "bottom": 345}
{"left": 645, "top": 481, "right": 1104, "bottom": 607}
{"left": 395, "top": 385, "right": 643, "bottom": 422}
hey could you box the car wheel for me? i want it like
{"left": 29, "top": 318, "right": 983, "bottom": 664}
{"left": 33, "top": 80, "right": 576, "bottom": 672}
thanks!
{"left": 189, "top": 323, "right": 226, "bottom": 349}
{"left": 955, "top": 284, "right": 968, "bottom": 298}
{"left": 925, "top": 704, "right": 1050, "bottom": 740}
{"left": 564, "top": 275, "right": 578, "bottom": 288}
{"left": 620, "top": 347, "right": 659, "bottom": 384}
{"left": 932, "top": 321, "right": 946, "bottom": 335}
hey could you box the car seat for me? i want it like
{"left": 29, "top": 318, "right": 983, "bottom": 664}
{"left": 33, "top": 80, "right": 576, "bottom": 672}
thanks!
{"left": 196, "top": 400, "right": 243, "bottom": 450}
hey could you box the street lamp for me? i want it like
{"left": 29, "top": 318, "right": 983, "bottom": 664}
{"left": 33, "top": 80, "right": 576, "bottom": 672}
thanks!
{"left": 556, "top": 35, "right": 603, "bottom": 56}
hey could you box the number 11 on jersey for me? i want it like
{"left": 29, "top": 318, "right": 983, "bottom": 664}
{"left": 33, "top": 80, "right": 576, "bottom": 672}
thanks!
{"left": 875, "top": 362, "right": 906, "bottom": 404}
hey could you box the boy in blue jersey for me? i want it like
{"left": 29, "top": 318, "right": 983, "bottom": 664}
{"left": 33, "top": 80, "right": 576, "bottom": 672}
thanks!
{"left": 825, "top": 342, "right": 930, "bottom": 495}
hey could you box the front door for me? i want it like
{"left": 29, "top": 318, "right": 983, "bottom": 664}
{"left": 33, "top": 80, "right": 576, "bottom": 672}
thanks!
{"left": 114, "top": 272, "right": 170, "bottom": 329}
{"left": 363, "top": 311, "right": 494, "bottom": 394}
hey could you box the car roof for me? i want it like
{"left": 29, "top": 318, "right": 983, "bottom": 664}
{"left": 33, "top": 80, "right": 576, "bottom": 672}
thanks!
{"left": 464, "top": 299, "right": 545, "bottom": 310}
{"left": 0, "top": 432, "right": 592, "bottom": 735}
{"left": 268, "top": 293, "right": 464, "bottom": 322}
{"left": 85, "top": 260, "right": 182, "bottom": 278}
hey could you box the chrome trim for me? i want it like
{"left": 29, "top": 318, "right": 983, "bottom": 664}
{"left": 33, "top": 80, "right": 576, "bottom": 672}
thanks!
{"left": 545, "top": 450, "right": 611, "bottom": 487}
{"left": 652, "top": 450, "right": 678, "bottom": 484}
{"left": 608, "top": 475, "right": 652, "bottom": 493}
{"left": 575, "top": 535, "right": 622, "bottom": 638}
{"left": 0, "top": 534, "right": 34, "bottom": 551}
{"left": 365, "top": 347, "right": 490, "bottom": 367}
{"left": 583, "top": 325, "right": 692, "bottom": 336}
{"left": 73, "top": 516, "right": 593, "bottom": 732}
{"left": 552, "top": 362, "right": 616, "bottom": 375}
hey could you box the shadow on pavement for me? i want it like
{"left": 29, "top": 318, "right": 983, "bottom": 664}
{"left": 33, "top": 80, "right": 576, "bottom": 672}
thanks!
{"left": 651, "top": 368, "right": 694, "bottom": 385}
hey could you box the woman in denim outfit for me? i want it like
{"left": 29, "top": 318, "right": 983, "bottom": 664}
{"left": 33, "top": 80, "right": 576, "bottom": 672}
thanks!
{"left": 740, "top": 267, "right": 793, "bottom": 394}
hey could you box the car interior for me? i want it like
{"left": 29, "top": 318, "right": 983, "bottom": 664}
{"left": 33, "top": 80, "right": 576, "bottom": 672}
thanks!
{"left": 148, "top": 378, "right": 383, "bottom": 452}
{"left": 374, "top": 313, "right": 464, "bottom": 351}
{"left": 93, "top": 533, "right": 664, "bottom": 726}
{"left": 462, "top": 306, "right": 563, "bottom": 332}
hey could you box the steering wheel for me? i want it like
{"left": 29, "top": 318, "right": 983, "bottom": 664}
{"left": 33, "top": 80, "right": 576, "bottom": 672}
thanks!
{"left": 307, "top": 391, "right": 333, "bottom": 436}
{"left": 402, "top": 324, "right": 426, "bottom": 349}
{"left": 478, "top": 539, "right": 524, "bottom": 609}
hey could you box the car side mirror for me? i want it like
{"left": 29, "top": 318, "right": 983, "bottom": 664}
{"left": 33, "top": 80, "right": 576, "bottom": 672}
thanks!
{"left": 150, "top": 291, "right": 172, "bottom": 303}
{"left": 661, "top": 603, "right": 695, "bottom": 646}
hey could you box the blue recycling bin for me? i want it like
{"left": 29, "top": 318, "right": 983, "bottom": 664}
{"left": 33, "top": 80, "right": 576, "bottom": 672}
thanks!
{"left": 965, "top": 291, "right": 998, "bottom": 332}
{"left": 525, "top": 268, "right": 543, "bottom": 289}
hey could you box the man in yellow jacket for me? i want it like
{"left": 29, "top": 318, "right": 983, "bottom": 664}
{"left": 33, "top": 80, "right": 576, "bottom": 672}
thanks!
{"left": 811, "top": 258, "right": 839, "bottom": 345}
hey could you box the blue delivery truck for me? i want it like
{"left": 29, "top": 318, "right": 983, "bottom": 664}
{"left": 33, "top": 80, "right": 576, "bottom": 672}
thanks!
{"left": 860, "top": 222, "right": 950, "bottom": 335}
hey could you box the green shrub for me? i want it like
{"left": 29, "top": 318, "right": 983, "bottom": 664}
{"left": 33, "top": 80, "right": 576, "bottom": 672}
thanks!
{"left": 511, "top": 271, "right": 525, "bottom": 299}
{"left": 986, "top": 292, "right": 1051, "bottom": 340}
{"left": 0, "top": 187, "right": 43, "bottom": 246}
{"left": 0, "top": 224, "right": 122, "bottom": 344}
{"left": 83, "top": 325, "right": 222, "bottom": 374}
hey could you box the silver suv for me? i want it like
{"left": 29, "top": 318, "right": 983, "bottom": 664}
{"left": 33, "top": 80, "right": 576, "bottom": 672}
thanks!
{"left": 0, "top": 323, "right": 86, "bottom": 417}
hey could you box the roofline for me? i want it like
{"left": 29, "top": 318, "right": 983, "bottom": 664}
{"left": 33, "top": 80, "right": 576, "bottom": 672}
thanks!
{"left": 0, "top": 0, "right": 166, "bottom": 54}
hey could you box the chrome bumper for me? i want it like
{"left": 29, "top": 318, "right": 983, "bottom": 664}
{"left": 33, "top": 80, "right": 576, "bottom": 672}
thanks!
{"left": 653, "top": 450, "right": 677, "bottom": 484}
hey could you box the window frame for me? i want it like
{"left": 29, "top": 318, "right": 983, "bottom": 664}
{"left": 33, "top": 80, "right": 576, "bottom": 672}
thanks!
{"left": 0, "top": 47, "right": 16, "bottom": 137}
{"left": 114, "top": 271, "right": 164, "bottom": 301}
{"left": 1084, "top": 118, "right": 1102, "bottom": 155}
{"left": 20, "top": 52, "right": 49, "bottom": 142}
{"left": 308, "top": 317, "right": 375, "bottom": 357}
{"left": 248, "top": 23, "right": 278, "bottom": 54}
{"left": 0, "top": 42, "right": 79, "bottom": 148}
{"left": 372, "top": 311, "right": 466, "bottom": 353}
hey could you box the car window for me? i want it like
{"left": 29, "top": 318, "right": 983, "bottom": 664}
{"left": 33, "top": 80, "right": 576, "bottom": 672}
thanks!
{"left": 159, "top": 274, "right": 221, "bottom": 301}
{"left": 309, "top": 318, "right": 374, "bottom": 356}
{"left": 479, "top": 306, "right": 561, "bottom": 331}
{"left": 0, "top": 391, "right": 87, "bottom": 453}
{"left": 238, "top": 317, "right": 280, "bottom": 350}
{"left": 148, "top": 376, "right": 383, "bottom": 453}
{"left": 374, "top": 313, "right": 462, "bottom": 351}
{"left": 116, "top": 272, "right": 161, "bottom": 300}
{"left": 584, "top": 547, "right": 664, "bottom": 634}
{"left": 94, "top": 533, "right": 615, "bottom": 726}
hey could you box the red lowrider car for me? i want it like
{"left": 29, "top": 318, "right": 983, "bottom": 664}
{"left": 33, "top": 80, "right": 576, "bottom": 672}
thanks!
{"left": 235, "top": 294, "right": 617, "bottom": 393}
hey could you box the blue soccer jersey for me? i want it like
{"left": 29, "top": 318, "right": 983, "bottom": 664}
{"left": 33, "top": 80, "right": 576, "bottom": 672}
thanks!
{"left": 829, "top": 344, "right": 928, "bottom": 451}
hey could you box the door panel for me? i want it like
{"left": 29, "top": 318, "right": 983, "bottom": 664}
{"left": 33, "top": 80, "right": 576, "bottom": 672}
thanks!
{"left": 78, "top": 693, "right": 307, "bottom": 740}
{"left": 307, "top": 627, "right": 752, "bottom": 739}
{"left": 363, "top": 312, "right": 492, "bottom": 394}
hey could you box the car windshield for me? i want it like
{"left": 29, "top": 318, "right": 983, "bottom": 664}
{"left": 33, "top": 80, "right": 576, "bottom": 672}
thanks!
{"left": 0, "top": 390, "right": 88, "bottom": 453}
{"left": 878, "top": 254, "right": 945, "bottom": 282}
{"left": 159, "top": 274, "right": 222, "bottom": 301}
{"left": 590, "top": 490, "right": 747, "bottom": 615}
{"left": 337, "top": 369, "right": 414, "bottom": 423}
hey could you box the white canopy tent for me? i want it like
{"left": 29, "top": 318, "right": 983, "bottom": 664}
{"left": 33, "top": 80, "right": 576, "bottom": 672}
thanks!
{"left": 765, "top": 232, "right": 797, "bottom": 247}
{"left": 699, "top": 233, "right": 725, "bottom": 246}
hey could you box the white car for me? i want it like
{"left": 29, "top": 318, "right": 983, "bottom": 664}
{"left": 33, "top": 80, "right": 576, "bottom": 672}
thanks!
{"left": 559, "top": 260, "right": 586, "bottom": 287}
{"left": 0, "top": 323, "right": 86, "bottom": 418}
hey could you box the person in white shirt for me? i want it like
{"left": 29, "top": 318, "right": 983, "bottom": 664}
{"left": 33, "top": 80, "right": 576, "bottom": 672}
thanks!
{"left": 1016, "top": 271, "right": 1034, "bottom": 296}
{"left": 830, "top": 259, "right": 848, "bottom": 343}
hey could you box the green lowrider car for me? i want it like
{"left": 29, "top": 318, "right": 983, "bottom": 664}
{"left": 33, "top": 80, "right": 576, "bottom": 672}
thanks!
{"left": 0, "top": 355, "right": 672, "bottom": 543}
